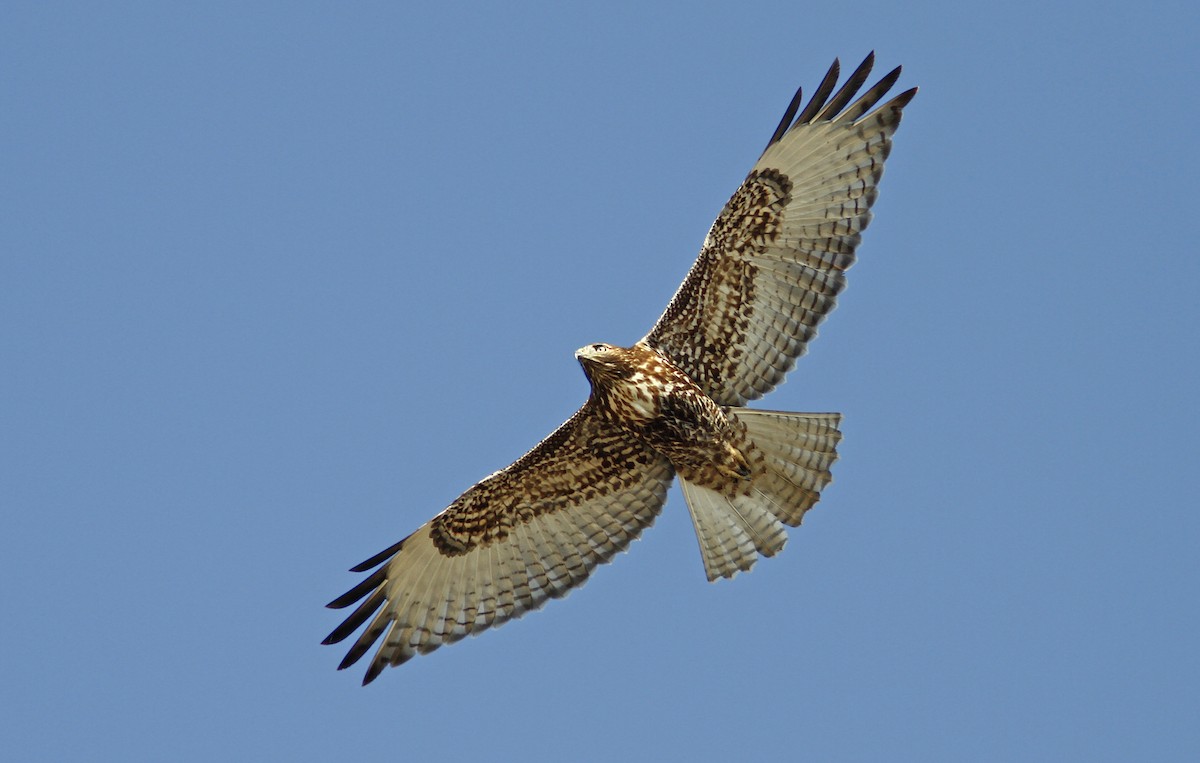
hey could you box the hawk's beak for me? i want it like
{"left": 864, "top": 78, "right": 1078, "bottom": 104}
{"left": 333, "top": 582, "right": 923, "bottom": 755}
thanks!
{"left": 575, "top": 347, "right": 598, "bottom": 364}
{"left": 575, "top": 347, "right": 605, "bottom": 378}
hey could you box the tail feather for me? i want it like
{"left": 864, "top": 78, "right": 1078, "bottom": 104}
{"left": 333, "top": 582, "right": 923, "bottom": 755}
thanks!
{"left": 680, "top": 481, "right": 788, "bottom": 581}
{"left": 680, "top": 409, "right": 842, "bottom": 581}
{"left": 738, "top": 409, "right": 841, "bottom": 526}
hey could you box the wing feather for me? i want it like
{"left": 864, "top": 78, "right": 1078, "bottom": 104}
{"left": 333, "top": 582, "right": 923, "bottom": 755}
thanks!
{"left": 792, "top": 58, "right": 842, "bottom": 125}
{"left": 644, "top": 53, "right": 916, "bottom": 405}
{"left": 814, "top": 52, "right": 877, "bottom": 121}
{"left": 323, "top": 402, "right": 674, "bottom": 683}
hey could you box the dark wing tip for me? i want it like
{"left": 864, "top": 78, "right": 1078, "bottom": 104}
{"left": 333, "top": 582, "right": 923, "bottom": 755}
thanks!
{"left": 815, "top": 52, "right": 876, "bottom": 121}
{"left": 323, "top": 586, "right": 387, "bottom": 645}
{"left": 764, "top": 85, "right": 804, "bottom": 151}
{"left": 840, "top": 64, "right": 905, "bottom": 123}
{"left": 349, "top": 537, "right": 406, "bottom": 572}
{"left": 362, "top": 658, "right": 387, "bottom": 685}
{"left": 338, "top": 637, "right": 375, "bottom": 670}
{"left": 767, "top": 54, "right": 914, "bottom": 146}
{"left": 772, "top": 57, "right": 842, "bottom": 145}
{"left": 892, "top": 86, "right": 919, "bottom": 110}
{"left": 325, "top": 564, "right": 389, "bottom": 609}
{"left": 874, "top": 65, "right": 904, "bottom": 100}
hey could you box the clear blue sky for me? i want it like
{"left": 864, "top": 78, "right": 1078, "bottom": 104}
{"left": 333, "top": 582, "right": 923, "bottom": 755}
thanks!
{"left": 3, "top": 2, "right": 1197, "bottom": 760}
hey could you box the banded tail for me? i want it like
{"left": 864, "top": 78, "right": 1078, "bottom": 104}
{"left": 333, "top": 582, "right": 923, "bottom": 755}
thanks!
{"left": 679, "top": 409, "right": 842, "bottom": 581}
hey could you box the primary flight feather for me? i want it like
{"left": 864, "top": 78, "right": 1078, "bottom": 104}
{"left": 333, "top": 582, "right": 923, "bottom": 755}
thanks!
{"left": 325, "top": 53, "right": 916, "bottom": 684}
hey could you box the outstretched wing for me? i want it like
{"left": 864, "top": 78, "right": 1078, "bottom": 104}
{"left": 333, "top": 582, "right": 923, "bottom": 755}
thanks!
{"left": 323, "top": 402, "right": 674, "bottom": 684}
{"left": 644, "top": 53, "right": 917, "bottom": 406}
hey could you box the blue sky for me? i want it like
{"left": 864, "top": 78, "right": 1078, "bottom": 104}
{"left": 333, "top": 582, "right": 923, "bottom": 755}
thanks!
{"left": 3, "top": 2, "right": 1197, "bottom": 760}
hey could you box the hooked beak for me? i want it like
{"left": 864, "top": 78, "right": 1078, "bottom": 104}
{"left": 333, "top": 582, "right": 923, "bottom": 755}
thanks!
{"left": 575, "top": 350, "right": 599, "bottom": 373}
{"left": 575, "top": 344, "right": 604, "bottom": 364}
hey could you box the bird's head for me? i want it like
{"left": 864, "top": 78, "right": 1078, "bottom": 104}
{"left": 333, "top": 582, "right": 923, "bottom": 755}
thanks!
{"left": 575, "top": 342, "right": 633, "bottom": 383}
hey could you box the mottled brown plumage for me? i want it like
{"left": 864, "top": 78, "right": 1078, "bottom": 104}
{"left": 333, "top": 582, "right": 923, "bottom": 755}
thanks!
{"left": 577, "top": 343, "right": 753, "bottom": 490}
{"left": 325, "top": 54, "right": 916, "bottom": 683}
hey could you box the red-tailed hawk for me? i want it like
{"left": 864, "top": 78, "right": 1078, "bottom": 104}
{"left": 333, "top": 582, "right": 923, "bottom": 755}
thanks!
{"left": 325, "top": 54, "right": 916, "bottom": 684}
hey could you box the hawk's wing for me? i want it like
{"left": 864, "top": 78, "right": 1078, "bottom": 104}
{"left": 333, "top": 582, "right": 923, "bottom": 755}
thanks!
{"left": 643, "top": 53, "right": 917, "bottom": 406}
{"left": 323, "top": 402, "right": 674, "bottom": 684}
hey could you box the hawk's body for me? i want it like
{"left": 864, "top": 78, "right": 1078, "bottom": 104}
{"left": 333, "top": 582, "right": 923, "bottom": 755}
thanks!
{"left": 577, "top": 343, "right": 751, "bottom": 488}
{"left": 325, "top": 54, "right": 916, "bottom": 684}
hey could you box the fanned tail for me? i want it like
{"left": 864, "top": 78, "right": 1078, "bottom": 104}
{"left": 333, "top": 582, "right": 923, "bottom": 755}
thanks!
{"left": 680, "top": 409, "right": 842, "bottom": 581}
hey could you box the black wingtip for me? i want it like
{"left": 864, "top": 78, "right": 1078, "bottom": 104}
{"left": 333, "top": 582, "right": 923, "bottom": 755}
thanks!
{"left": 839, "top": 63, "right": 908, "bottom": 123}
{"left": 894, "top": 86, "right": 919, "bottom": 108}
{"left": 349, "top": 537, "right": 406, "bottom": 572}
{"left": 764, "top": 85, "right": 803, "bottom": 151}
{"left": 338, "top": 641, "right": 372, "bottom": 670}
{"left": 792, "top": 58, "right": 842, "bottom": 126}
{"left": 326, "top": 564, "right": 389, "bottom": 609}
{"left": 323, "top": 586, "right": 387, "bottom": 645}
{"left": 817, "top": 52, "right": 876, "bottom": 121}
{"left": 877, "top": 65, "right": 902, "bottom": 94}
{"left": 362, "top": 660, "right": 386, "bottom": 685}
{"left": 764, "top": 57, "right": 848, "bottom": 152}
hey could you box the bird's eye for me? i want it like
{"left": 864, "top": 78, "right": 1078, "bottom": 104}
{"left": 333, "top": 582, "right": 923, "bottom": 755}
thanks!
{"left": 592, "top": 343, "right": 607, "bottom": 352}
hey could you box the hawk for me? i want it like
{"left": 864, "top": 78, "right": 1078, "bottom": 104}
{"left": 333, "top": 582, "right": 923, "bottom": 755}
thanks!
{"left": 325, "top": 53, "right": 916, "bottom": 684}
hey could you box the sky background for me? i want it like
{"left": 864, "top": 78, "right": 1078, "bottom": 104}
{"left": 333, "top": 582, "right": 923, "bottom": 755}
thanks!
{"left": 3, "top": 2, "right": 1198, "bottom": 761}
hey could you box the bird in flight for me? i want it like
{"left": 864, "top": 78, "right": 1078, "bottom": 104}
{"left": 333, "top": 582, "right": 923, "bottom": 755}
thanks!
{"left": 325, "top": 53, "right": 916, "bottom": 684}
